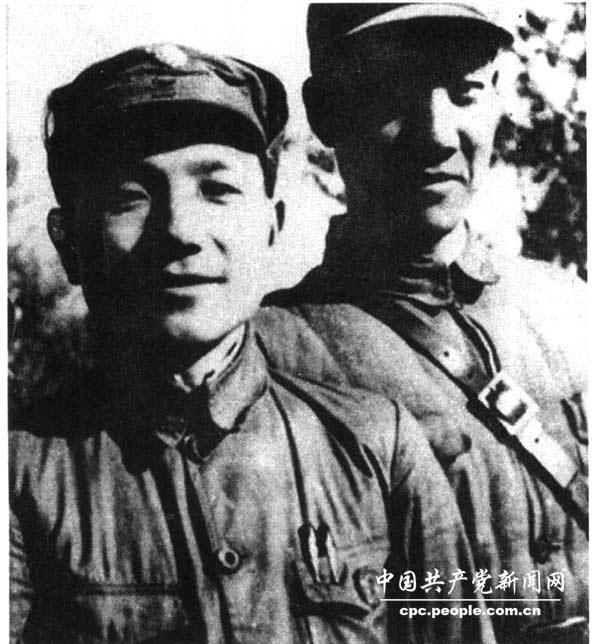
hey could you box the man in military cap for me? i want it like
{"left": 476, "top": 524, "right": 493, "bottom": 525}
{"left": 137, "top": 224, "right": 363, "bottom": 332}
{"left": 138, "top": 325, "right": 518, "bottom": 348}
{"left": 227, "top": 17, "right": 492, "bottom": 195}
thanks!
{"left": 257, "top": 4, "right": 588, "bottom": 643}
{"left": 10, "top": 44, "right": 494, "bottom": 644}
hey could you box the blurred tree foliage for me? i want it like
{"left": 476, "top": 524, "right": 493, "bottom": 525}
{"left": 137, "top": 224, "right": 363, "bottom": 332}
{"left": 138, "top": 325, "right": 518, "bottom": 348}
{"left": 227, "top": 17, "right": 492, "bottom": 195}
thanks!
{"left": 8, "top": 141, "right": 90, "bottom": 413}
{"left": 495, "top": 5, "right": 586, "bottom": 277}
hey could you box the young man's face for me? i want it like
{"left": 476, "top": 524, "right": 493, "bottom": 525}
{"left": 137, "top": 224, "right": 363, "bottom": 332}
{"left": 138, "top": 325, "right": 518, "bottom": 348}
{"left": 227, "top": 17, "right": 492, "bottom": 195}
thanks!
{"left": 328, "top": 28, "right": 501, "bottom": 247}
{"left": 70, "top": 142, "right": 276, "bottom": 348}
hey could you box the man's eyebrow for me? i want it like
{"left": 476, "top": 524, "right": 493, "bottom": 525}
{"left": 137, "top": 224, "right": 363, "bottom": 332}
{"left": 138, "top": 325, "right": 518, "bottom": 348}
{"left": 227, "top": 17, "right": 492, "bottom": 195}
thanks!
{"left": 185, "top": 160, "right": 231, "bottom": 174}
{"left": 119, "top": 158, "right": 233, "bottom": 186}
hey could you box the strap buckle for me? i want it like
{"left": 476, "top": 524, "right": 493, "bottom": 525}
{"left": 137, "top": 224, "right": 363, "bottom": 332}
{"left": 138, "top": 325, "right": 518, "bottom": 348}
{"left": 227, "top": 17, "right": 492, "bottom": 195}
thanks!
{"left": 477, "top": 371, "right": 540, "bottom": 436}
{"left": 478, "top": 371, "right": 578, "bottom": 489}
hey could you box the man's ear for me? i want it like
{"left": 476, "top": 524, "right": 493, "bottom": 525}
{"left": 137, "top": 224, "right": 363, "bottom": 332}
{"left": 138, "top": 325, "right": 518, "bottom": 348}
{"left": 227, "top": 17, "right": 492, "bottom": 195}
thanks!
{"left": 268, "top": 200, "right": 285, "bottom": 247}
{"left": 303, "top": 77, "right": 339, "bottom": 147}
{"left": 47, "top": 208, "right": 81, "bottom": 285}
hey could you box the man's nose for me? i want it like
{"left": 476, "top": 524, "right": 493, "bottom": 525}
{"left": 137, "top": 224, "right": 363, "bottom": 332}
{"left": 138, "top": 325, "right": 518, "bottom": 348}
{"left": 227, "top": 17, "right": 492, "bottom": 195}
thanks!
{"left": 163, "top": 191, "right": 205, "bottom": 247}
{"left": 418, "top": 87, "right": 461, "bottom": 153}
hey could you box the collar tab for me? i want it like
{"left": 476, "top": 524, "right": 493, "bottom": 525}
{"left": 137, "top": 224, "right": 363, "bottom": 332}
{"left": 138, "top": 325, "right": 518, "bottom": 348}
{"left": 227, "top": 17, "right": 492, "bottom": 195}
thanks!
{"left": 112, "top": 324, "right": 269, "bottom": 465}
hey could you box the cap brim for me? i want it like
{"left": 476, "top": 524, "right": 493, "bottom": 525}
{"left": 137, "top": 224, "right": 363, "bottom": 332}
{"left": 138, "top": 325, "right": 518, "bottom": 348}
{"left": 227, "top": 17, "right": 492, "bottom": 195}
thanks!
{"left": 70, "top": 102, "right": 266, "bottom": 164}
{"left": 345, "top": 5, "right": 513, "bottom": 46}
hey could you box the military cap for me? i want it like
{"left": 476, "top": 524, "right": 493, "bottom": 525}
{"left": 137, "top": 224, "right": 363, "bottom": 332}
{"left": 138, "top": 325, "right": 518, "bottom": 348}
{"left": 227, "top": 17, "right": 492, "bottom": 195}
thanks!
{"left": 45, "top": 44, "right": 288, "bottom": 202}
{"left": 307, "top": 3, "right": 514, "bottom": 76}
{"left": 47, "top": 43, "right": 288, "bottom": 148}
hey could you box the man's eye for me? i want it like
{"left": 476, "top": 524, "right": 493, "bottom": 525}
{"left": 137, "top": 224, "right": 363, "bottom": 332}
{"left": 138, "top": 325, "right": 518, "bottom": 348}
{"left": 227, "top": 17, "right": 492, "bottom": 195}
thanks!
{"left": 451, "top": 81, "right": 484, "bottom": 105}
{"left": 106, "top": 190, "right": 149, "bottom": 214}
{"left": 201, "top": 179, "right": 242, "bottom": 202}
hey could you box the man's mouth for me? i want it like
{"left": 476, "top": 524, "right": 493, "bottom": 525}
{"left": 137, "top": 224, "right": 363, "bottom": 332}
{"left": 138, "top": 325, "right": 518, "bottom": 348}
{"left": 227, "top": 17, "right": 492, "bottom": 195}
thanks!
{"left": 418, "top": 171, "right": 466, "bottom": 187}
{"left": 155, "top": 273, "right": 227, "bottom": 293}
{"left": 158, "top": 273, "right": 227, "bottom": 289}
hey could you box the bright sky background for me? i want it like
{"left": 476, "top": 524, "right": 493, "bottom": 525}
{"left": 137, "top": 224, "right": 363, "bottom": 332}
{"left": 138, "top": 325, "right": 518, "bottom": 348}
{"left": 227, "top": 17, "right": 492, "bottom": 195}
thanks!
{"left": 7, "top": 1, "right": 313, "bottom": 193}
{"left": 7, "top": 1, "right": 312, "bottom": 141}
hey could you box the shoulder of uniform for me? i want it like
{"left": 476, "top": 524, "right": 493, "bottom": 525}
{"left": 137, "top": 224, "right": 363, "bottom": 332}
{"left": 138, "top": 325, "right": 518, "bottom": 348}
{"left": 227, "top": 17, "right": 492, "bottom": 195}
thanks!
{"left": 266, "top": 369, "right": 436, "bottom": 492}
{"left": 268, "top": 367, "right": 399, "bottom": 452}
{"left": 254, "top": 302, "right": 383, "bottom": 382}
{"left": 256, "top": 301, "right": 377, "bottom": 337}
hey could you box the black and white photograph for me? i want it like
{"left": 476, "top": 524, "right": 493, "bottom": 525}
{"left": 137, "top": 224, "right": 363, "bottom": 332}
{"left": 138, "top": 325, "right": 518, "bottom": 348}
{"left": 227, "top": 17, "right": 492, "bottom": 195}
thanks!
{"left": 7, "top": 2, "right": 588, "bottom": 643}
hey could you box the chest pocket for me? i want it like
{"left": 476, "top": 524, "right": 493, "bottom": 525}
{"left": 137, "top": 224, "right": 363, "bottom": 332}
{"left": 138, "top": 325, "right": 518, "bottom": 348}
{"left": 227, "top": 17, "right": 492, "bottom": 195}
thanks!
{"left": 291, "top": 540, "right": 390, "bottom": 644}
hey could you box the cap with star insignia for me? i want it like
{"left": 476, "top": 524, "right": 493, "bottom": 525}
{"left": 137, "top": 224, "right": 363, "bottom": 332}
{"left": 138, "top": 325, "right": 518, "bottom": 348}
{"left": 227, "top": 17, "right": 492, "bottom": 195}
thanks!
{"left": 146, "top": 43, "right": 191, "bottom": 69}
{"left": 45, "top": 44, "right": 288, "bottom": 203}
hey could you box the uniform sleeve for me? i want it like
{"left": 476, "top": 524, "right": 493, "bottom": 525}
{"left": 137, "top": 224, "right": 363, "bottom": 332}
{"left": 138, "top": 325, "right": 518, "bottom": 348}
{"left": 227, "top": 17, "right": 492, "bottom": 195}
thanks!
{"left": 388, "top": 402, "right": 497, "bottom": 644}
{"left": 10, "top": 507, "right": 33, "bottom": 643}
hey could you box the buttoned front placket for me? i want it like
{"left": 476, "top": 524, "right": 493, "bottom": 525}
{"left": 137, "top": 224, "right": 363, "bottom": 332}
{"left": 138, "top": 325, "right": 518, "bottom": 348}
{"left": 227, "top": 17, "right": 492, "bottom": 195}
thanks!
{"left": 110, "top": 328, "right": 279, "bottom": 643}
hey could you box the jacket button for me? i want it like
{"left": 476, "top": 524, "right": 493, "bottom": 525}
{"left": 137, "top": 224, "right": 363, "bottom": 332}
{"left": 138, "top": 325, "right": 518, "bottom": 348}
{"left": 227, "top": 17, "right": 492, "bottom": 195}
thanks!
{"left": 216, "top": 546, "right": 241, "bottom": 574}
{"left": 433, "top": 285, "right": 449, "bottom": 299}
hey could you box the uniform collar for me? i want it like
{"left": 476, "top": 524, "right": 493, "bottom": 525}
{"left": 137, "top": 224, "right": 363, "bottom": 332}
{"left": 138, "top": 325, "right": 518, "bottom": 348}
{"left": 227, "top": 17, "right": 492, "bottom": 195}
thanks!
{"left": 107, "top": 322, "right": 269, "bottom": 469}
{"left": 168, "top": 323, "right": 246, "bottom": 394}
{"left": 312, "top": 216, "right": 500, "bottom": 307}
{"left": 202, "top": 323, "right": 268, "bottom": 432}
{"left": 382, "top": 226, "right": 500, "bottom": 307}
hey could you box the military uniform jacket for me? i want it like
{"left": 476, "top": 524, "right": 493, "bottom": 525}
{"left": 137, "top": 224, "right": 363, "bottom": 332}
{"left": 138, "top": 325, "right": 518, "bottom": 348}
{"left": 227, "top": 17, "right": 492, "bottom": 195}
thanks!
{"left": 10, "top": 324, "right": 493, "bottom": 644}
{"left": 256, "top": 232, "right": 588, "bottom": 643}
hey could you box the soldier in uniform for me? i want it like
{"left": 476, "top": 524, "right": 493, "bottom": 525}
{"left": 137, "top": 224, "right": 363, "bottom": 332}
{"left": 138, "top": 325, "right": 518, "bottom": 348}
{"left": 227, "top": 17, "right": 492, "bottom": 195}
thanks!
{"left": 257, "top": 5, "right": 588, "bottom": 643}
{"left": 9, "top": 44, "right": 494, "bottom": 643}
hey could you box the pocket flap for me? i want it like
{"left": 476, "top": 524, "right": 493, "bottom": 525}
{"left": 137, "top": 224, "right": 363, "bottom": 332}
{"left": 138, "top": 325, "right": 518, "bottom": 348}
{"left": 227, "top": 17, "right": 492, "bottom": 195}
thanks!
{"left": 292, "top": 540, "right": 389, "bottom": 618}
